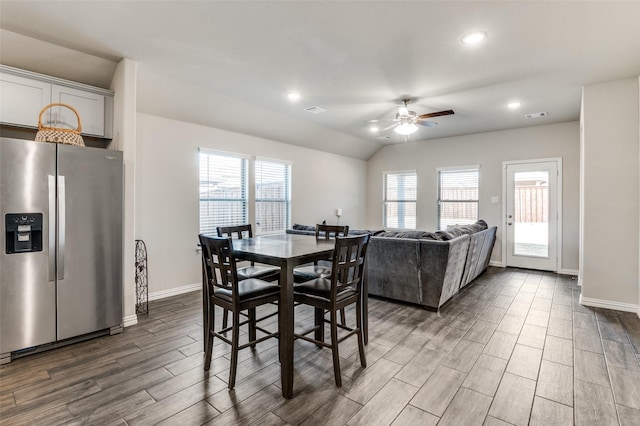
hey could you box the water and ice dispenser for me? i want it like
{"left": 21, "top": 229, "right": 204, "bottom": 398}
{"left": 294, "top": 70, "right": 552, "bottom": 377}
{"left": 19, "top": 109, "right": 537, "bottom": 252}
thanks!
{"left": 5, "top": 213, "right": 43, "bottom": 254}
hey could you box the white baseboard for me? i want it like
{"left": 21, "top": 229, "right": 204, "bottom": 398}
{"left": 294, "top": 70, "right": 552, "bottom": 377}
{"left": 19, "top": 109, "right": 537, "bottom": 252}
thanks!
{"left": 558, "top": 268, "right": 578, "bottom": 276}
{"left": 123, "top": 314, "right": 138, "bottom": 328}
{"left": 149, "top": 282, "right": 200, "bottom": 301}
{"left": 579, "top": 295, "right": 639, "bottom": 314}
{"left": 489, "top": 261, "right": 505, "bottom": 267}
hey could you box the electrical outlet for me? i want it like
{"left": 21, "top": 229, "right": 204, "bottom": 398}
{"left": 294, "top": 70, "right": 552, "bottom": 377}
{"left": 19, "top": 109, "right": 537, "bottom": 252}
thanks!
{"left": 336, "top": 208, "right": 342, "bottom": 217}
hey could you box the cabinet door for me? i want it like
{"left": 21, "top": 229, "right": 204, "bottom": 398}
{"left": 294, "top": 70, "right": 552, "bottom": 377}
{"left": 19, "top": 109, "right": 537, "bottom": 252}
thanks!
{"left": 0, "top": 73, "right": 51, "bottom": 128}
{"left": 51, "top": 85, "right": 105, "bottom": 137}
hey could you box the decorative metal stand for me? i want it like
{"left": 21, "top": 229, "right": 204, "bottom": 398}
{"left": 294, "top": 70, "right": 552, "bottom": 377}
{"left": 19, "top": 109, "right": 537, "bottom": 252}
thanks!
{"left": 135, "top": 239, "right": 149, "bottom": 315}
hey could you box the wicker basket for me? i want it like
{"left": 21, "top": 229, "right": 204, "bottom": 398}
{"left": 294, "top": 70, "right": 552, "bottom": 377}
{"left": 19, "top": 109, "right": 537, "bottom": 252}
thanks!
{"left": 35, "top": 103, "right": 85, "bottom": 146}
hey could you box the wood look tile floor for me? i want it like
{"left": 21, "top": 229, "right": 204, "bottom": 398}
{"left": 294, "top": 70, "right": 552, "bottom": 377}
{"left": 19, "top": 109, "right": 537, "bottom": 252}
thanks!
{"left": 2, "top": 267, "right": 640, "bottom": 425}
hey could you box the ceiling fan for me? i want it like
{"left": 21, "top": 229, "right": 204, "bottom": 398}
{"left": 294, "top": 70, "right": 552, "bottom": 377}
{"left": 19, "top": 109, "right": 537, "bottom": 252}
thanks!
{"left": 380, "top": 99, "right": 454, "bottom": 135}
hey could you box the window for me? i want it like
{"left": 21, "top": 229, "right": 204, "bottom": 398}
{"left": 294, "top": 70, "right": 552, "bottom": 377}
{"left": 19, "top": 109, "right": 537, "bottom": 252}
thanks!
{"left": 383, "top": 171, "right": 417, "bottom": 229}
{"left": 255, "top": 158, "right": 291, "bottom": 235}
{"left": 438, "top": 166, "right": 479, "bottom": 230}
{"left": 199, "top": 149, "right": 248, "bottom": 235}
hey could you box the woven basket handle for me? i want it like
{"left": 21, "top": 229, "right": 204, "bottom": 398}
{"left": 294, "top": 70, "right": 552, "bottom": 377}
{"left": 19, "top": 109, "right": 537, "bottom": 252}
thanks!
{"left": 38, "top": 103, "right": 83, "bottom": 133}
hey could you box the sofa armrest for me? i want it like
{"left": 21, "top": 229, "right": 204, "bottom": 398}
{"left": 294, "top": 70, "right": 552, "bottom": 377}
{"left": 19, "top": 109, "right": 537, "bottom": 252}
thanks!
{"left": 366, "top": 237, "right": 421, "bottom": 303}
{"left": 419, "top": 235, "right": 470, "bottom": 309}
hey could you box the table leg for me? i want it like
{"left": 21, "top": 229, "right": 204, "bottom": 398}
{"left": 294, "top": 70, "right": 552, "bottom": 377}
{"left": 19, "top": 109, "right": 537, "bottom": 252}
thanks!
{"left": 279, "top": 264, "right": 295, "bottom": 398}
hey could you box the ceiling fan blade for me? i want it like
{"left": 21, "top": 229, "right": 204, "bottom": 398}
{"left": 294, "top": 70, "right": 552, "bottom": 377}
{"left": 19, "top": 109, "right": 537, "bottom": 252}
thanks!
{"left": 382, "top": 122, "right": 400, "bottom": 131}
{"left": 416, "top": 120, "right": 438, "bottom": 128}
{"left": 418, "top": 109, "right": 454, "bottom": 119}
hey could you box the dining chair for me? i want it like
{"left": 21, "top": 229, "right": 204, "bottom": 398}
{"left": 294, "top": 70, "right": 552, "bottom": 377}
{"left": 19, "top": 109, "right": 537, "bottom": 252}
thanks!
{"left": 293, "top": 224, "right": 349, "bottom": 325}
{"left": 199, "top": 234, "right": 280, "bottom": 390}
{"left": 217, "top": 224, "right": 280, "bottom": 329}
{"left": 293, "top": 233, "right": 370, "bottom": 387}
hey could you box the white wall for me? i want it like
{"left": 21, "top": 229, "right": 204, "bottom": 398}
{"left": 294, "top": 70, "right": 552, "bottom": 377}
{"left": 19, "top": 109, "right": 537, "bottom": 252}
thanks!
{"left": 366, "top": 122, "right": 580, "bottom": 272}
{"left": 135, "top": 113, "right": 367, "bottom": 294}
{"left": 109, "top": 58, "right": 137, "bottom": 325}
{"left": 580, "top": 76, "right": 639, "bottom": 312}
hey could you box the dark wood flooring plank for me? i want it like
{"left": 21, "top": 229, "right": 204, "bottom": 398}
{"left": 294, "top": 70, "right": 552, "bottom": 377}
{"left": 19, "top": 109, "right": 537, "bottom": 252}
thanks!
{"left": 155, "top": 400, "right": 220, "bottom": 426}
{"left": 602, "top": 339, "right": 640, "bottom": 371}
{"left": 95, "top": 350, "right": 184, "bottom": 388}
{"left": 409, "top": 365, "right": 466, "bottom": 417}
{"left": 66, "top": 389, "right": 156, "bottom": 425}
{"left": 67, "top": 368, "right": 173, "bottom": 416}
{"left": 1, "top": 380, "right": 100, "bottom": 424}
{"left": 124, "top": 375, "right": 228, "bottom": 425}
{"left": 535, "top": 360, "right": 573, "bottom": 406}
{"left": 505, "top": 344, "right": 542, "bottom": 380}
{"left": 390, "top": 405, "right": 439, "bottom": 426}
{"left": 393, "top": 347, "right": 446, "bottom": 387}
{"left": 616, "top": 404, "right": 640, "bottom": 426}
{"left": 346, "top": 378, "right": 418, "bottom": 426}
{"left": 608, "top": 366, "right": 640, "bottom": 410}
{"left": 488, "top": 372, "right": 536, "bottom": 426}
{"left": 299, "top": 394, "right": 361, "bottom": 426}
{"left": 574, "top": 379, "right": 618, "bottom": 426}
{"left": 462, "top": 354, "right": 508, "bottom": 397}
{"left": 438, "top": 387, "right": 492, "bottom": 426}
{"left": 202, "top": 384, "right": 284, "bottom": 426}
{"left": 13, "top": 360, "right": 121, "bottom": 405}
{"left": 529, "top": 396, "right": 573, "bottom": 426}
{"left": 207, "top": 362, "right": 281, "bottom": 413}
{"left": 339, "top": 358, "right": 402, "bottom": 405}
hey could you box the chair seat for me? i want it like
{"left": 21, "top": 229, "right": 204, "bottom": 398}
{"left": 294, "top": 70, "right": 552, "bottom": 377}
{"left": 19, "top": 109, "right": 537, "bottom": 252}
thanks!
{"left": 294, "top": 278, "right": 356, "bottom": 302}
{"left": 237, "top": 264, "right": 280, "bottom": 281}
{"left": 293, "top": 264, "right": 332, "bottom": 283}
{"left": 214, "top": 278, "right": 280, "bottom": 302}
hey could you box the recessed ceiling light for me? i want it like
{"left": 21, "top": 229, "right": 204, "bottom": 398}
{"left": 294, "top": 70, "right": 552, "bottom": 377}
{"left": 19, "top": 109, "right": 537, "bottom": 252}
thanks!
{"left": 462, "top": 31, "right": 486, "bottom": 44}
{"left": 287, "top": 92, "right": 301, "bottom": 101}
{"left": 369, "top": 126, "right": 379, "bottom": 133}
{"left": 508, "top": 101, "right": 522, "bottom": 109}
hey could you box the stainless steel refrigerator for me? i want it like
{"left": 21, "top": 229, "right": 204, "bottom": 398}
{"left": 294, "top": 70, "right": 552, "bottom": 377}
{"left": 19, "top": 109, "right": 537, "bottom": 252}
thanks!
{"left": 0, "top": 137, "right": 123, "bottom": 363}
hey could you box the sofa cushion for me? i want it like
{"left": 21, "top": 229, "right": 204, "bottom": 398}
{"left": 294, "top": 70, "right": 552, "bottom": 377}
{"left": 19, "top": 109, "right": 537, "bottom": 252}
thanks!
{"left": 292, "top": 223, "right": 316, "bottom": 231}
{"left": 377, "top": 230, "right": 438, "bottom": 239}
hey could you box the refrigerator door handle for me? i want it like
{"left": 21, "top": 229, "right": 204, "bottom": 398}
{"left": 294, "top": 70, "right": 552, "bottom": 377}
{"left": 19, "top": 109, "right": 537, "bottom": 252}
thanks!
{"left": 58, "top": 175, "right": 65, "bottom": 280}
{"left": 48, "top": 175, "right": 56, "bottom": 282}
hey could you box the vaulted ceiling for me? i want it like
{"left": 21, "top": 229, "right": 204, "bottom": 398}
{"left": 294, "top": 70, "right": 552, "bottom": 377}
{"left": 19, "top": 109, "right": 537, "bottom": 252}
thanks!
{"left": 2, "top": 1, "right": 640, "bottom": 159}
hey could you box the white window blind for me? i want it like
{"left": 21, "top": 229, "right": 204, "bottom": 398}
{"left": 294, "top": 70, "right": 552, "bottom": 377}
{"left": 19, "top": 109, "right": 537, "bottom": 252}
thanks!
{"left": 438, "top": 167, "right": 479, "bottom": 230}
{"left": 199, "top": 150, "right": 248, "bottom": 235}
{"left": 383, "top": 171, "right": 417, "bottom": 229}
{"left": 255, "top": 158, "right": 291, "bottom": 235}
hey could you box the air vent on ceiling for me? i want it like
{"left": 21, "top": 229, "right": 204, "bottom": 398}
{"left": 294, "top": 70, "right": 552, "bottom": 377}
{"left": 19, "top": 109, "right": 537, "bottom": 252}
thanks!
{"left": 304, "top": 106, "right": 327, "bottom": 114}
{"left": 524, "top": 112, "right": 548, "bottom": 119}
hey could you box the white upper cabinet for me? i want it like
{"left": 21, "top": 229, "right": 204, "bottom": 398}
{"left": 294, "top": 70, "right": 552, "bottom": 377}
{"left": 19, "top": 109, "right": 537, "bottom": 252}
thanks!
{"left": 0, "top": 73, "right": 51, "bottom": 128}
{"left": 51, "top": 85, "right": 105, "bottom": 137}
{"left": 0, "top": 65, "right": 113, "bottom": 138}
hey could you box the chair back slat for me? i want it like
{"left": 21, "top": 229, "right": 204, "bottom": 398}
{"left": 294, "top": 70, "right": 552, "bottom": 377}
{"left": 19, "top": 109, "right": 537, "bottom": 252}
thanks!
{"left": 217, "top": 224, "right": 253, "bottom": 240}
{"left": 330, "top": 234, "right": 369, "bottom": 298}
{"left": 316, "top": 224, "right": 349, "bottom": 240}
{"left": 199, "top": 234, "right": 240, "bottom": 298}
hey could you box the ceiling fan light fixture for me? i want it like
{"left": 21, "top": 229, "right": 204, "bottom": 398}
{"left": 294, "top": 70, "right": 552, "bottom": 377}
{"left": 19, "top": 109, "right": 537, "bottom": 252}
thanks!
{"left": 394, "top": 122, "right": 418, "bottom": 135}
{"left": 462, "top": 31, "right": 486, "bottom": 44}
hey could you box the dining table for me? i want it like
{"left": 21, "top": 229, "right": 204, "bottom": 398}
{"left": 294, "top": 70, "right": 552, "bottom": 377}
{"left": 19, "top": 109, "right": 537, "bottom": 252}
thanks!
{"left": 230, "top": 233, "right": 368, "bottom": 399}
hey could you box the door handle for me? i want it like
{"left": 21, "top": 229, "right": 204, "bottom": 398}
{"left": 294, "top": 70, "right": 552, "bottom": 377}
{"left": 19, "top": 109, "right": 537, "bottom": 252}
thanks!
{"left": 508, "top": 215, "right": 513, "bottom": 219}
{"left": 58, "top": 175, "right": 65, "bottom": 280}
{"left": 508, "top": 222, "right": 513, "bottom": 226}
{"left": 48, "top": 175, "right": 56, "bottom": 281}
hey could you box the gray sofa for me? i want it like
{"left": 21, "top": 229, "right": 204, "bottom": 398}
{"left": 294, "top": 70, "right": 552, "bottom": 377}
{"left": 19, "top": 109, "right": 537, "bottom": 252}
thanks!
{"left": 287, "top": 220, "right": 497, "bottom": 311}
